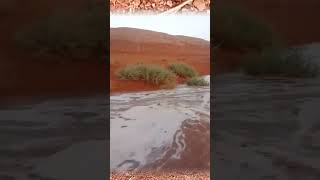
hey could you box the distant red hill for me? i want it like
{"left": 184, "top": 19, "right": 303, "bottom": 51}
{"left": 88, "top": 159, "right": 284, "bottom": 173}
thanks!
{"left": 110, "top": 27, "right": 209, "bottom": 56}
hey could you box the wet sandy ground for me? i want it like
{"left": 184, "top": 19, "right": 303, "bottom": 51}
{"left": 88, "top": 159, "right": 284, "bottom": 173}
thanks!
{"left": 0, "top": 95, "right": 108, "bottom": 180}
{"left": 110, "top": 76, "right": 210, "bottom": 173}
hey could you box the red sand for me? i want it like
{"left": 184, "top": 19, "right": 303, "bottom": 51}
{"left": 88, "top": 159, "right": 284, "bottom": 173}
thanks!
{"left": 110, "top": 53, "right": 210, "bottom": 94}
{"left": 110, "top": 27, "right": 211, "bottom": 94}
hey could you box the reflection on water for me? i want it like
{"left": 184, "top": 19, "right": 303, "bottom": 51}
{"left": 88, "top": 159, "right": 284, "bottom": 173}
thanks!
{"left": 110, "top": 76, "right": 210, "bottom": 172}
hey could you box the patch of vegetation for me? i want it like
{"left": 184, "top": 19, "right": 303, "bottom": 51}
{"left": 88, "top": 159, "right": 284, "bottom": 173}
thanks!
{"left": 186, "top": 77, "right": 209, "bottom": 86}
{"left": 116, "top": 63, "right": 177, "bottom": 88}
{"left": 213, "top": 5, "right": 280, "bottom": 50}
{"left": 168, "top": 63, "right": 198, "bottom": 78}
{"left": 15, "top": 3, "right": 106, "bottom": 59}
{"left": 242, "top": 48, "right": 319, "bottom": 77}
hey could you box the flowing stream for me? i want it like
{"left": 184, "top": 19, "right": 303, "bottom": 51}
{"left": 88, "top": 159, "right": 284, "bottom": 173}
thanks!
{"left": 110, "top": 75, "right": 210, "bottom": 172}
{"left": 213, "top": 43, "right": 320, "bottom": 180}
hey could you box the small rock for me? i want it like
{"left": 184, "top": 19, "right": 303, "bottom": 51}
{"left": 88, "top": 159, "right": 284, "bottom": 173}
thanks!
{"left": 152, "top": 3, "right": 156, "bottom": 8}
{"left": 158, "top": 6, "right": 165, "bottom": 11}
{"left": 166, "top": 0, "right": 173, "bottom": 7}
{"left": 181, "top": 8, "right": 188, "bottom": 12}
{"left": 193, "top": 0, "right": 206, "bottom": 11}
{"left": 133, "top": 0, "right": 141, "bottom": 7}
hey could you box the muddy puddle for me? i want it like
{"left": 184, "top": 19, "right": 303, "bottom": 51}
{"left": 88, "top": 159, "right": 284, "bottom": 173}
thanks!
{"left": 213, "top": 44, "right": 320, "bottom": 179}
{"left": 110, "top": 75, "right": 210, "bottom": 172}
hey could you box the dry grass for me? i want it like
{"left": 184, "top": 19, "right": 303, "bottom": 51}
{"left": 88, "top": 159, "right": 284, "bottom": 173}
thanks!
{"left": 168, "top": 63, "right": 198, "bottom": 78}
{"left": 186, "top": 77, "right": 209, "bottom": 86}
{"left": 116, "top": 63, "right": 177, "bottom": 88}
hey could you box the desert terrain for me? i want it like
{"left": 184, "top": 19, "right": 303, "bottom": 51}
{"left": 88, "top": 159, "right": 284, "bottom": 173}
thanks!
{"left": 110, "top": 78, "right": 210, "bottom": 178}
{"left": 213, "top": 44, "right": 320, "bottom": 179}
{"left": 110, "top": 27, "right": 210, "bottom": 94}
{"left": 213, "top": 0, "right": 320, "bottom": 179}
{"left": 0, "top": 0, "right": 107, "bottom": 102}
{"left": 109, "top": 26, "right": 211, "bottom": 179}
{"left": 0, "top": 1, "right": 108, "bottom": 180}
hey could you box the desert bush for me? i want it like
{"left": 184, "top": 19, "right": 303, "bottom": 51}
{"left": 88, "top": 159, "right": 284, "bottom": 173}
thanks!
{"left": 242, "top": 48, "right": 319, "bottom": 77}
{"left": 15, "top": 3, "right": 106, "bottom": 59}
{"left": 168, "top": 63, "right": 198, "bottom": 78}
{"left": 186, "top": 77, "right": 209, "bottom": 86}
{"left": 213, "top": 5, "right": 279, "bottom": 50}
{"left": 116, "top": 63, "right": 177, "bottom": 88}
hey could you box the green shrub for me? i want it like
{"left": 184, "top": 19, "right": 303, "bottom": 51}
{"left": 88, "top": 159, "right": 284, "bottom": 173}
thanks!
{"left": 116, "top": 63, "right": 177, "bottom": 88}
{"left": 213, "top": 5, "right": 279, "bottom": 50}
{"left": 242, "top": 48, "right": 319, "bottom": 77}
{"left": 186, "top": 77, "right": 209, "bottom": 86}
{"left": 15, "top": 3, "right": 106, "bottom": 59}
{"left": 168, "top": 63, "right": 198, "bottom": 78}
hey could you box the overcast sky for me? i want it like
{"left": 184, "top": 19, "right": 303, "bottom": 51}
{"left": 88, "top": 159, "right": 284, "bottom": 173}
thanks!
{"left": 110, "top": 15, "right": 210, "bottom": 41}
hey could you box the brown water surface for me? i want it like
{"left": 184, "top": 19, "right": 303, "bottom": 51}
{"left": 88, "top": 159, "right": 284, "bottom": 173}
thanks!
{"left": 110, "top": 76, "right": 210, "bottom": 172}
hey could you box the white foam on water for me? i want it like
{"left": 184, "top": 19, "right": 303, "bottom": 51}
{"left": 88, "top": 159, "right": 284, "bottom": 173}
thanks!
{"left": 203, "top": 75, "right": 210, "bottom": 84}
{"left": 110, "top": 76, "right": 210, "bottom": 171}
{"left": 110, "top": 102, "right": 199, "bottom": 170}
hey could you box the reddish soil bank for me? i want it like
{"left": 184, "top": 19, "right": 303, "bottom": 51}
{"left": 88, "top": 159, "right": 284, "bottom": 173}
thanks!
{"left": 110, "top": 27, "right": 210, "bottom": 94}
{"left": 0, "top": 0, "right": 107, "bottom": 99}
{"left": 215, "top": 0, "right": 320, "bottom": 72}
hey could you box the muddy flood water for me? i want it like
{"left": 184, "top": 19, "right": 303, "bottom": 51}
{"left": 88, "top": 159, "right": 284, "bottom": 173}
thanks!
{"left": 213, "top": 43, "right": 320, "bottom": 179}
{"left": 110, "top": 76, "right": 210, "bottom": 172}
{"left": 0, "top": 96, "right": 108, "bottom": 180}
